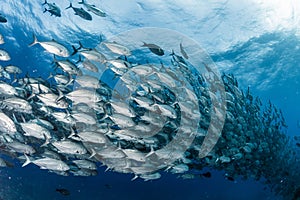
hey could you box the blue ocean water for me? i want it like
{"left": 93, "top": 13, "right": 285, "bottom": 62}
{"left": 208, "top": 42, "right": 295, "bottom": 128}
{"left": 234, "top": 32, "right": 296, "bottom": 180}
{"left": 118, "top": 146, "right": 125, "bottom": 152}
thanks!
{"left": 0, "top": 0, "right": 299, "bottom": 199}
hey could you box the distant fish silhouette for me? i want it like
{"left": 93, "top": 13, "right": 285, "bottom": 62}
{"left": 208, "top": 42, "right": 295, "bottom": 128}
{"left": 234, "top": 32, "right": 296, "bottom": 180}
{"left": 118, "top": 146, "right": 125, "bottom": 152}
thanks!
{"left": 0, "top": 14, "right": 7, "bottom": 23}
{"left": 42, "top": 0, "right": 61, "bottom": 17}
{"left": 201, "top": 172, "right": 211, "bottom": 178}
{"left": 56, "top": 188, "right": 70, "bottom": 196}
{"left": 142, "top": 42, "right": 164, "bottom": 56}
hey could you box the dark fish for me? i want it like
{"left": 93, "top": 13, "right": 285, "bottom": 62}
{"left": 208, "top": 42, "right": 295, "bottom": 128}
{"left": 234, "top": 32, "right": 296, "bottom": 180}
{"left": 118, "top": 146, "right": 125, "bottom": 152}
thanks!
{"left": 42, "top": 0, "right": 61, "bottom": 17}
{"left": 226, "top": 176, "right": 235, "bottom": 182}
{"left": 104, "top": 184, "right": 112, "bottom": 189}
{"left": 0, "top": 14, "right": 7, "bottom": 23}
{"left": 296, "top": 143, "right": 300, "bottom": 147}
{"left": 43, "top": 8, "right": 61, "bottom": 17}
{"left": 294, "top": 136, "right": 300, "bottom": 141}
{"left": 56, "top": 188, "right": 70, "bottom": 196}
{"left": 201, "top": 172, "right": 211, "bottom": 178}
{"left": 66, "top": 3, "right": 92, "bottom": 21}
{"left": 142, "top": 42, "right": 164, "bottom": 56}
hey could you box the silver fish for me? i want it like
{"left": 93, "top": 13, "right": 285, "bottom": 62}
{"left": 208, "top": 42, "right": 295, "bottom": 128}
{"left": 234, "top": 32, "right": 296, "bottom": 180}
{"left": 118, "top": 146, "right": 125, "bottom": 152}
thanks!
{"left": 22, "top": 154, "right": 70, "bottom": 171}
{"left": 0, "top": 82, "right": 17, "bottom": 96}
{"left": 30, "top": 118, "right": 54, "bottom": 130}
{"left": 7, "top": 141, "right": 36, "bottom": 155}
{"left": 66, "top": 89, "right": 103, "bottom": 105}
{"left": 2, "top": 97, "right": 32, "bottom": 114}
{"left": 52, "top": 140, "right": 87, "bottom": 155}
{"left": 74, "top": 75, "right": 100, "bottom": 89}
{"left": 0, "top": 112, "right": 17, "bottom": 135}
{"left": 71, "top": 112, "right": 97, "bottom": 125}
{"left": 4, "top": 65, "right": 22, "bottom": 74}
{"left": 74, "top": 131, "right": 108, "bottom": 144}
{"left": 79, "top": 48, "right": 106, "bottom": 63}
{"left": 102, "top": 42, "right": 131, "bottom": 56}
{"left": 72, "top": 159, "right": 97, "bottom": 170}
{"left": 54, "top": 58, "right": 81, "bottom": 75}
{"left": 20, "top": 122, "right": 51, "bottom": 141}
{"left": 0, "top": 49, "right": 10, "bottom": 61}
{"left": 81, "top": 59, "right": 99, "bottom": 72}
{"left": 29, "top": 34, "right": 70, "bottom": 57}
{"left": 37, "top": 93, "right": 69, "bottom": 109}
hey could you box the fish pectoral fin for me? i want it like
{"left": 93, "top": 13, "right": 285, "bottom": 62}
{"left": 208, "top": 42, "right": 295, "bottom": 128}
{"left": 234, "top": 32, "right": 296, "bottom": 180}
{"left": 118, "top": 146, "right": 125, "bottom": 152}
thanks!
{"left": 131, "top": 174, "right": 139, "bottom": 181}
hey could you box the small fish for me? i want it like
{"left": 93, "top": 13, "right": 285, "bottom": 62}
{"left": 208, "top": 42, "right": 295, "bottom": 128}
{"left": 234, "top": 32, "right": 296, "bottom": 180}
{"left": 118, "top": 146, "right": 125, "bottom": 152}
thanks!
{"left": 78, "top": 0, "right": 106, "bottom": 17}
{"left": 142, "top": 42, "right": 164, "bottom": 56}
{"left": 0, "top": 49, "right": 10, "bottom": 61}
{"left": 52, "top": 140, "right": 87, "bottom": 155}
{"left": 2, "top": 97, "right": 33, "bottom": 114}
{"left": 29, "top": 34, "right": 70, "bottom": 57}
{"left": 22, "top": 154, "right": 69, "bottom": 171}
{"left": 72, "top": 159, "right": 97, "bottom": 170}
{"left": 4, "top": 65, "right": 22, "bottom": 74}
{"left": 201, "top": 172, "right": 211, "bottom": 178}
{"left": 53, "top": 57, "right": 81, "bottom": 75}
{"left": 66, "top": 3, "right": 92, "bottom": 21}
{"left": 0, "top": 82, "right": 17, "bottom": 96}
{"left": 7, "top": 141, "right": 36, "bottom": 155}
{"left": 0, "top": 14, "right": 7, "bottom": 23}
{"left": 180, "top": 43, "right": 188, "bottom": 59}
{"left": 104, "top": 184, "right": 112, "bottom": 189}
{"left": 102, "top": 41, "right": 131, "bottom": 56}
{"left": 74, "top": 75, "right": 100, "bottom": 89}
{"left": 42, "top": 0, "right": 61, "bottom": 17}
{"left": 76, "top": 43, "right": 106, "bottom": 63}
{"left": 81, "top": 59, "right": 99, "bottom": 72}
{"left": 56, "top": 188, "right": 70, "bottom": 196}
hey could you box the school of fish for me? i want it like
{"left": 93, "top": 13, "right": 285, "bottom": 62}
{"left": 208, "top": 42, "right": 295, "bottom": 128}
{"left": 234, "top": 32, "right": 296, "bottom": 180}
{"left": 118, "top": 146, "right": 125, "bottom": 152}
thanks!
{"left": 0, "top": 27, "right": 299, "bottom": 200}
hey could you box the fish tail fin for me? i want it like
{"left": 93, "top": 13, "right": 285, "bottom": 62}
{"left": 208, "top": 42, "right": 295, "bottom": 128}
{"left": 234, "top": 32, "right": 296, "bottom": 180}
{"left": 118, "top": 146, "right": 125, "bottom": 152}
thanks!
{"left": 71, "top": 45, "right": 78, "bottom": 56}
{"left": 76, "top": 55, "right": 82, "bottom": 64}
{"left": 27, "top": 93, "right": 36, "bottom": 100}
{"left": 40, "top": 134, "right": 50, "bottom": 147}
{"left": 68, "top": 127, "right": 76, "bottom": 138}
{"left": 29, "top": 34, "right": 39, "bottom": 47}
{"left": 56, "top": 88, "right": 64, "bottom": 102}
{"left": 65, "top": 3, "right": 72, "bottom": 10}
{"left": 78, "top": 0, "right": 84, "bottom": 4}
{"left": 22, "top": 154, "right": 31, "bottom": 167}
{"left": 52, "top": 54, "right": 58, "bottom": 63}
{"left": 89, "top": 148, "right": 97, "bottom": 159}
{"left": 42, "top": 0, "right": 47, "bottom": 6}
{"left": 65, "top": 79, "right": 74, "bottom": 88}
{"left": 43, "top": 8, "right": 48, "bottom": 13}
{"left": 47, "top": 72, "right": 53, "bottom": 80}
{"left": 78, "top": 41, "right": 84, "bottom": 49}
{"left": 141, "top": 41, "right": 147, "bottom": 47}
